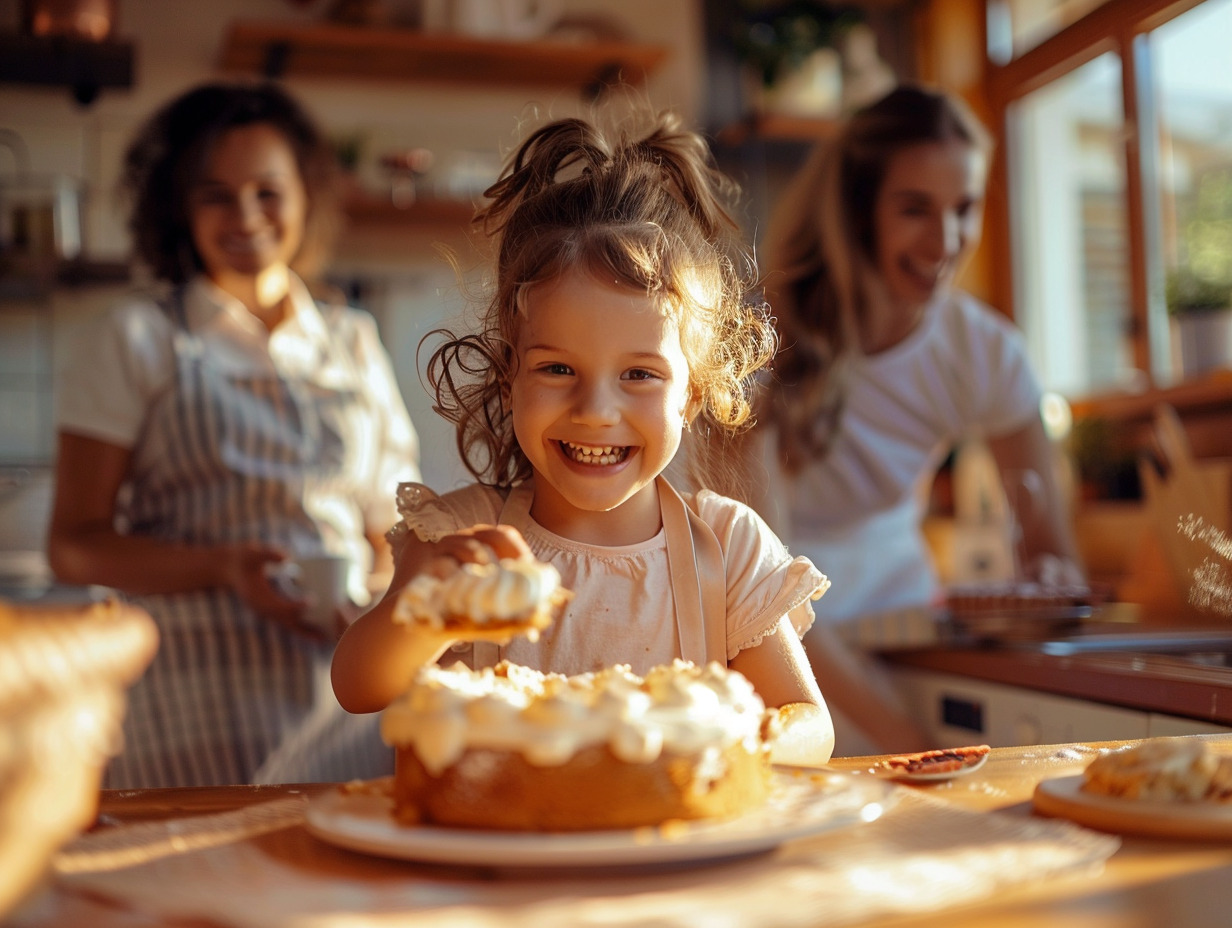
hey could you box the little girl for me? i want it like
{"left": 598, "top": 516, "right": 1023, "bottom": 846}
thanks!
{"left": 331, "top": 110, "right": 835, "bottom": 765}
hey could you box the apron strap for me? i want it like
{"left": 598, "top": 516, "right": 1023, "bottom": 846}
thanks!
{"left": 657, "top": 478, "right": 728, "bottom": 666}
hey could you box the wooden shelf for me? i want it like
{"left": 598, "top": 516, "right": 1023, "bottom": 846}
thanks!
{"left": 1070, "top": 372, "right": 1232, "bottom": 423}
{"left": 218, "top": 21, "right": 668, "bottom": 97}
{"left": 714, "top": 113, "right": 842, "bottom": 147}
{"left": 343, "top": 189, "right": 477, "bottom": 229}
{"left": 0, "top": 32, "right": 133, "bottom": 104}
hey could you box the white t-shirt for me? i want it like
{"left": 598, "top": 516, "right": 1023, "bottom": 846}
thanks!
{"left": 767, "top": 290, "right": 1042, "bottom": 623}
{"left": 390, "top": 481, "right": 827, "bottom": 677}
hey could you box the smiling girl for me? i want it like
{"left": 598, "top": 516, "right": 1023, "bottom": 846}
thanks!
{"left": 331, "top": 111, "right": 836, "bottom": 766}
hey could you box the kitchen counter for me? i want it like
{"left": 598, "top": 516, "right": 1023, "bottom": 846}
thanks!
{"left": 11, "top": 736, "right": 1232, "bottom": 928}
{"left": 885, "top": 641, "right": 1232, "bottom": 727}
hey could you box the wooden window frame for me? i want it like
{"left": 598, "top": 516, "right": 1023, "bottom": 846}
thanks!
{"left": 982, "top": 0, "right": 1209, "bottom": 385}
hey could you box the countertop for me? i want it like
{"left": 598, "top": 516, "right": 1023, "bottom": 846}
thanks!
{"left": 10, "top": 736, "right": 1232, "bottom": 928}
{"left": 885, "top": 641, "right": 1232, "bottom": 726}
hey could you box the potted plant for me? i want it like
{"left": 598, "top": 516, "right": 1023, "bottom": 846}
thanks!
{"left": 1166, "top": 268, "right": 1232, "bottom": 379}
{"left": 720, "top": 0, "right": 863, "bottom": 117}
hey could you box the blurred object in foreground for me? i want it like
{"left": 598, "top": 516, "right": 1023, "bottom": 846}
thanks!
{"left": 0, "top": 598, "right": 157, "bottom": 918}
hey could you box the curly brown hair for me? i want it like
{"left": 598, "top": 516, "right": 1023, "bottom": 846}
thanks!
{"left": 425, "top": 109, "right": 777, "bottom": 493}
{"left": 120, "top": 81, "right": 341, "bottom": 286}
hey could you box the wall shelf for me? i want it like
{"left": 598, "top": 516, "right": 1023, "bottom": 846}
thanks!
{"left": 0, "top": 32, "right": 134, "bottom": 105}
{"left": 343, "top": 189, "right": 477, "bottom": 229}
{"left": 218, "top": 21, "right": 668, "bottom": 98}
{"left": 713, "top": 113, "right": 841, "bottom": 147}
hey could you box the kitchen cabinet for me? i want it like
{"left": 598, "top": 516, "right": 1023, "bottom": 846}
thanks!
{"left": 888, "top": 665, "right": 1232, "bottom": 748}
{"left": 883, "top": 641, "right": 1232, "bottom": 749}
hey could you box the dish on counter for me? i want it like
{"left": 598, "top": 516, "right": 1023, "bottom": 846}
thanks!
{"left": 944, "top": 582, "right": 1109, "bottom": 643}
{"left": 869, "top": 745, "right": 991, "bottom": 783}
{"left": 1034, "top": 775, "right": 1232, "bottom": 840}
{"left": 305, "top": 770, "right": 895, "bottom": 869}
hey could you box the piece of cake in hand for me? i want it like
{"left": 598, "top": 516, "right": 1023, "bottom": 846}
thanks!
{"left": 380, "top": 659, "right": 778, "bottom": 831}
{"left": 391, "top": 554, "right": 571, "bottom": 643}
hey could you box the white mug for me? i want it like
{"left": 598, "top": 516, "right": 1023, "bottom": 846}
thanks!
{"left": 271, "top": 555, "right": 351, "bottom": 633}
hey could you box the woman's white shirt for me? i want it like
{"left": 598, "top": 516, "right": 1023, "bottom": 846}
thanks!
{"left": 766, "top": 290, "right": 1041, "bottom": 623}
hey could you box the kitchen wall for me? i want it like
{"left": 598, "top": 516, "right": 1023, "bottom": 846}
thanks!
{"left": 0, "top": 0, "right": 705, "bottom": 560}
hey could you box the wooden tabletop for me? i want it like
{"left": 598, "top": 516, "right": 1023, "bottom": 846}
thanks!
{"left": 11, "top": 735, "right": 1232, "bottom": 928}
{"left": 828, "top": 735, "right": 1232, "bottom": 928}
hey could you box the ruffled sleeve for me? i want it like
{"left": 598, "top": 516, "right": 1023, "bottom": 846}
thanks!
{"left": 691, "top": 489, "right": 830, "bottom": 660}
{"left": 386, "top": 483, "right": 504, "bottom": 558}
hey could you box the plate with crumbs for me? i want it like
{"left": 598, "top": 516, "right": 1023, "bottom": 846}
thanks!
{"left": 1034, "top": 775, "right": 1232, "bottom": 840}
{"left": 305, "top": 771, "right": 895, "bottom": 869}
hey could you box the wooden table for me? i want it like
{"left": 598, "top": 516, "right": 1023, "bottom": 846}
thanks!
{"left": 11, "top": 735, "right": 1232, "bottom": 927}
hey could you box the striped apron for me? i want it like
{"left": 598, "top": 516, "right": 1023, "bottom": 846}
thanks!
{"left": 105, "top": 290, "right": 392, "bottom": 788}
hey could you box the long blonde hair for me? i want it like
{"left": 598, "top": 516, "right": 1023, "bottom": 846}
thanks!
{"left": 425, "top": 109, "right": 777, "bottom": 493}
{"left": 762, "top": 84, "right": 992, "bottom": 471}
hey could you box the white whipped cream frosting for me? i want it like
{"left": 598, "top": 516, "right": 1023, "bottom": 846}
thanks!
{"left": 1085, "top": 739, "right": 1225, "bottom": 801}
{"left": 392, "top": 558, "right": 565, "bottom": 629}
{"left": 381, "top": 660, "right": 770, "bottom": 776}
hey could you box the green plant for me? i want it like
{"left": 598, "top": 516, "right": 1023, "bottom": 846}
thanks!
{"left": 1067, "top": 415, "right": 1140, "bottom": 501}
{"left": 722, "top": 0, "right": 861, "bottom": 88}
{"left": 330, "top": 132, "right": 366, "bottom": 173}
{"left": 1165, "top": 268, "right": 1231, "bottom": 316}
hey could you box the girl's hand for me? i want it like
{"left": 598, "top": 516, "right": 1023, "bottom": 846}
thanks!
{"left": 425, "top": 524, "right": 533, "bottom": 573}
{"left": 769, "top": 702, "right": 836, "bottom": 767}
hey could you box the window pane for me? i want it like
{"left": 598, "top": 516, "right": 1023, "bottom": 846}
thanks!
{"left": 1009, "top": 54, "right": 1135, "bottom": 396}
{"left": 1153, "top": 0, "right": 1232, "bottom": 380}
{"left": 988, "top": 0, "right": 1108, "bottom": 62}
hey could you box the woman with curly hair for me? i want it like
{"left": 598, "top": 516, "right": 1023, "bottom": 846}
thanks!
{"left": 48, "top": 81, "right": 420, "bottom": 787}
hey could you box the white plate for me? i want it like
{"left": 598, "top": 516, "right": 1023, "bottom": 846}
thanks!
{"left": 1034, "top": 775, "right": 1232, "bottom": 840}
{"left": 305, "top": 771, "right": 894, "bottom": 868}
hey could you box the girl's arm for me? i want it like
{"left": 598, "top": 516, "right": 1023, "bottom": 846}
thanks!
{"left": 729, "top": 616, "right": 836, "bottom": 766}
{"left": 47, "top": 431, "right": 307, "bottom": 628}
{"left": 331, "top": 524, "right": 533, "bottom": 714}
{"left": 987, "top": 416, "right": 1086, "bottom": 585}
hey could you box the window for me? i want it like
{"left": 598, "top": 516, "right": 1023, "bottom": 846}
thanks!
{"left": 988, "top": 0, "right": 1109, "bottom": 60}
{"left": 987, "top": 0, "right": 1232, "bottom": 397}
